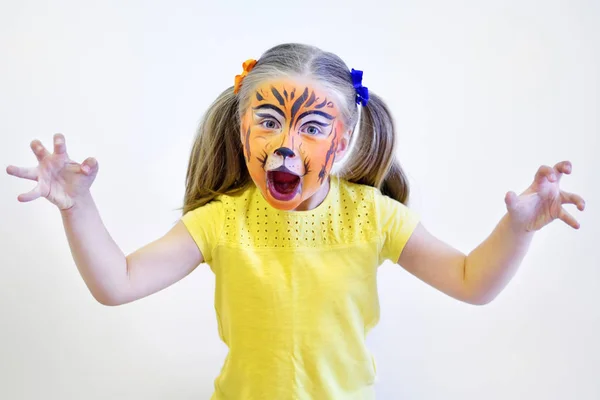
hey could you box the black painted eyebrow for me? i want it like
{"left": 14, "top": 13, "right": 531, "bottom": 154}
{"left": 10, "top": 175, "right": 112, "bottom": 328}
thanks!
{"left": 252, "top": 104, "right": 285, "bottom": 119}
{"left": 303, "top": 121, "right": 330, "bottom": 127}
{"left": 294, "top": 110, "right": 336, "bottom": 130}
{"left": 296, "top": 110, "right": 336, "bottom": 122}
{"left": 255, "top": 112, "right": 283, "bottom": 120}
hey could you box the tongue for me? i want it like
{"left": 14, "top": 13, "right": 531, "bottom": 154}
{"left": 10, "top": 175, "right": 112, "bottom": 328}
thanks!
{"left": 274, "top": 181, "right": 296, "bottom": 193}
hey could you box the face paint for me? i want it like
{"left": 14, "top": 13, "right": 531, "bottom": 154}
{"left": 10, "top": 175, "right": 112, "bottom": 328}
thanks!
{"left": 240, "top": 79, "right": 347, "bottom": 211}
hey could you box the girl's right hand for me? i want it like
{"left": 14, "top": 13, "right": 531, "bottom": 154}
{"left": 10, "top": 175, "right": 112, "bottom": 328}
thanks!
{"left": 6, "top": 133, "right": 99, "bottom": 211}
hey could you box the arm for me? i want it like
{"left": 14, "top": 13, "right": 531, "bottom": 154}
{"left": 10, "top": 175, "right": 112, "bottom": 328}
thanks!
{"left": 7, "top": 134, "right": 204, "bottom": 306}
{"left": 398, "top": 215, "right": 533, "bottom": 306}
{"left": 61, "top": 191, "right": 203, "bottom": 306}
{"left": 398, "top": 161, "right": 584, "bottom": 306}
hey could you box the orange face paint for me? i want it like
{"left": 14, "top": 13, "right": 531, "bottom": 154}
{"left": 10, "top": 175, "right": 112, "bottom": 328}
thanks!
{"left": 240, "top": 79, "right": 346, "bottom": 210}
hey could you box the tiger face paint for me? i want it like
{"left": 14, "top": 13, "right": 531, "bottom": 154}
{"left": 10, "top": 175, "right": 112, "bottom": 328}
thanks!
{"left": 240, "top": 79, "right": 349, "bottom": 211}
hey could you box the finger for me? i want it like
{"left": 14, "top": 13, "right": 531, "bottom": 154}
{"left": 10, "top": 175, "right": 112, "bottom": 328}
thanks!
{"left": 504, "top": 191, "right": 518, "bottom": 212}
{"left": 535, "top": 165, "right": 555, "bottom": 183}
{"left": 53, "top": 133, "right": 67, "bottom": 155}
{"left": 17, "top": 186, "right": 42, "bottom": 202}
{"left": 6, "top": 165, "right": 38, "bottom": 181}
{"left": 558, "top": 207, "right": 580, "bottom": 229}
{"left": 553, "top": 160, "right": 572, "bottom": 180}
{"left": 80, "top": 157, "right": 98, "bottom": 175}
{"left": 30, "top": 139, "right": 51, "bottom": 162}
{"left": 561, "top": 191, "right": 586, "bottom": 211}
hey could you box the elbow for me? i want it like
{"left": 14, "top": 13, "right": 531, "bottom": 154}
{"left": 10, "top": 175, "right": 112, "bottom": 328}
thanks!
{"left": 462, "top": 282, "right": 497, "bottom": 306}
{"left": 97, "top": 298, "right": 121, "bottom": 307}
{"left": 462, "top": 266, "right": 497, "bottom": 306}
{"left": 93, "top": 291, "right": 123, "bottom": 307}
{"left": 467, "top": 296, "right": 493, "bottom": 306}
{"left": 90, "top": 268, "right": 130, "bottom": 307}
{"left": 465, "top": 290, "right": 497, "bottom": 306}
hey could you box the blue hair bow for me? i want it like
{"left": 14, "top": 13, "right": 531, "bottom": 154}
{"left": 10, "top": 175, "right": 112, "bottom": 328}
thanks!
{"left": 351, "top": 68, "right": 369, "bottom": 106}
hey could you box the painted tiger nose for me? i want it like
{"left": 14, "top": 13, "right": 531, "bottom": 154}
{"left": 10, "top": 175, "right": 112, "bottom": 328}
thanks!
{"left": 275, "top": 147, "right": 295, "bottom": 158}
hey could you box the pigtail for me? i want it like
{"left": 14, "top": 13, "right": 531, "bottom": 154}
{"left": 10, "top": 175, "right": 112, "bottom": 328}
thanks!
{"left": 181, "top": 87, "right": 251, "bottom": 214}
{"left": 341, "top": 92, "right": 410, "bottom": 205}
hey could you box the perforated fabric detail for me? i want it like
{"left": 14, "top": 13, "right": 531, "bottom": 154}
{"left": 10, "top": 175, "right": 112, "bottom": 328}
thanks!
{"left": 218, "top": 176, "right": 379, "bottom": 249}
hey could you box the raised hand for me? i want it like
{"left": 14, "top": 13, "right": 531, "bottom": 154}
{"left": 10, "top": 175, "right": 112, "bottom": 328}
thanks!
{"left": 6, "top": 133, "right": 99, "bottom": 210}
{"left": 504, "top": 160, "right": 586, "bottom": 232}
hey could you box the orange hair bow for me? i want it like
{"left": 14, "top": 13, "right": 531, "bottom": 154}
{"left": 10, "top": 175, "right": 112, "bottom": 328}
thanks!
{"left": 233, "top": 59, "right": 258, "bottom": 94}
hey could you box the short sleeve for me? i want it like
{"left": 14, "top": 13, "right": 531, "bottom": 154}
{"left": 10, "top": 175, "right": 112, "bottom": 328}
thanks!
{"left": 375, "top": 192, "right": 420, "bottom": 264}
{"left": 180, "top": 199, "right": 224, "bottom": 263}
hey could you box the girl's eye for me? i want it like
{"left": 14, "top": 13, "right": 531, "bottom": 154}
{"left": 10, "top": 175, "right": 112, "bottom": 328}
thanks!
{"left": 261, "top": 119, "right": 280, "bottom": 129}
{"left": 303, "top": 125, "right": 322, "bottom": 135}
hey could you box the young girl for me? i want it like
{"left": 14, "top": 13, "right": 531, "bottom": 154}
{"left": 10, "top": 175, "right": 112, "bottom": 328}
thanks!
{"left": 6, "top": 43, "right": 585, "bottom": 399}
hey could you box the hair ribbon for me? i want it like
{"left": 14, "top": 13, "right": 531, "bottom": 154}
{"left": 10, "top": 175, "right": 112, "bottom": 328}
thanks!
{"left": 234, "top": 59, "right": 257, "bottom": 94}
{"left": 351, "top": 68, "right": 369, "bottom": 106}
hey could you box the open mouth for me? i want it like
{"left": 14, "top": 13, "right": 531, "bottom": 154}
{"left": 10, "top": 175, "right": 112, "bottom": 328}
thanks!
{"left": 267, "top": 170, "right": 301, "bottom": 201}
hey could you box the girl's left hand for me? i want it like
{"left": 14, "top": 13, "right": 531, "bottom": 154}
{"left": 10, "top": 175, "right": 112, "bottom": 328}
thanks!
{"left": 504, "top": 160, "right": 586, "bottom": 232}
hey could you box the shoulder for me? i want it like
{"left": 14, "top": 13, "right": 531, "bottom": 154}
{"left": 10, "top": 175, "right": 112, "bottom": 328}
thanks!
{"left": 336, "top": 177, "right": 379, "bottom": 202}
{"left": 185, "top": 184, "right": 255, "bottom": 215}
{"left": 335, "top": 176, "right": 417, "bottom": 224}
{"left": 180, "top": 185, "right": 256, "bottom": 260}
{"left": 181, "top": 185, "right": 256, "bottom": 234}
{"left": 335, "top": 176, "right": 398, "bottom": 211}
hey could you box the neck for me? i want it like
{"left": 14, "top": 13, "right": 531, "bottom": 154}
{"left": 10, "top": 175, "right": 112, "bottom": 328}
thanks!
{"left": 293, "top": 177, "right": 331, "bottom": 211}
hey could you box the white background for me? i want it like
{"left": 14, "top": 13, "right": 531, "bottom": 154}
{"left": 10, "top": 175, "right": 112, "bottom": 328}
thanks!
{"left": 1, "top": 0, "right": 598, "bottom": 399}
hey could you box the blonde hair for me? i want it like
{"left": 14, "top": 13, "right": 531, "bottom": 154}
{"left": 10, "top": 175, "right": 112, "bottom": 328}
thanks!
{"left": 181, "top": 43, "right": 410, "bottom": 214}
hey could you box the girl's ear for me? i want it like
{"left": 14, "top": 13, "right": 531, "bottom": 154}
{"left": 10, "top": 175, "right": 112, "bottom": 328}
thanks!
{"left": 335, "top": 129, "right": 352, "bottom": 159}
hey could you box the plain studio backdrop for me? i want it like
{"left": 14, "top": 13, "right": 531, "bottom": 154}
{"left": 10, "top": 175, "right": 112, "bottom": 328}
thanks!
{"left": 1, "top": 1, "right": 598, "bottom": 399}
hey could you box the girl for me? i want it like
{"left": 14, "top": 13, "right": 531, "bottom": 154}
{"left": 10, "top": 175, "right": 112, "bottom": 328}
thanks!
{"left": 6, "top": 43, "right": 585, "bottom": 399}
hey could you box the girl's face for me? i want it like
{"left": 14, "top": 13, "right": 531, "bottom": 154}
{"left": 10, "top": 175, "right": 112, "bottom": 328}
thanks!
{"left": 240, "top": 78, "right": 350, "bottom": 210}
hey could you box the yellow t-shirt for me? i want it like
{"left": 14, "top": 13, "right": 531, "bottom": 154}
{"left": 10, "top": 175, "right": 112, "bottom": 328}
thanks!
{"left": 181, "top": 175, "right": 420, "bottom": 399}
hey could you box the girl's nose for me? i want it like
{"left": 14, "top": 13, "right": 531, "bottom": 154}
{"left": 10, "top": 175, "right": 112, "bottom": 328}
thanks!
{"left": 275, "top": 147, "right": 295, "bottom": 159}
